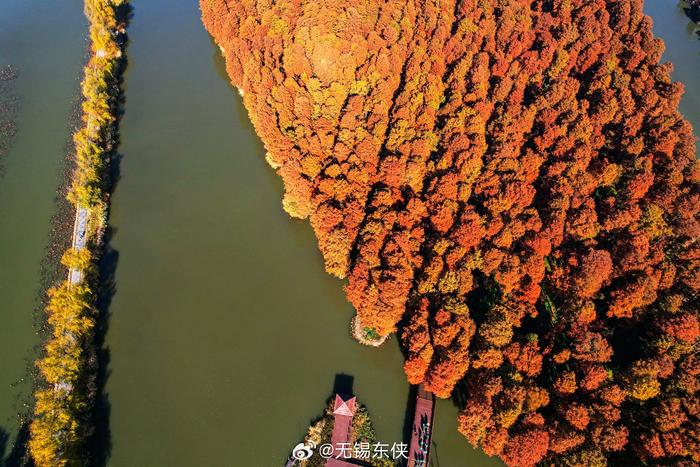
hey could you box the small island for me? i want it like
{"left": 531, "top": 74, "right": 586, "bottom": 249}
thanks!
{"left": 288, "top": 376, "right": 435, "bottom": 467}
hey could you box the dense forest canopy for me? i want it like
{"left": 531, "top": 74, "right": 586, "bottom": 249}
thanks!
{"left": 201, "top": 0, "right": 699, "bottom": 464}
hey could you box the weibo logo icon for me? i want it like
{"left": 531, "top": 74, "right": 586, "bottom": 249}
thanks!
{"left": 291, "top": 441, "right": 316, "bottom": 460}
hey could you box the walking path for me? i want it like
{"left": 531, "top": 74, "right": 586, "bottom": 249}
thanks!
{"left": 68, "top": 206, "right": 88, "bottom": 284}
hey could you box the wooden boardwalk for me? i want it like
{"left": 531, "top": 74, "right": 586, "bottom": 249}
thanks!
{"left": 68, "top": 206, "right": 89, "bottom": 284}
{"left": 327, "top": 394, "right": 357, "bottom": 465}
{"left": 407, "top": 385, "right": 435, "bottom": 467}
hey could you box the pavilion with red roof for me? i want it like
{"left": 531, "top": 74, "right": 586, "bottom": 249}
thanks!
{"left": 325, "top": 394, "right": 358, "bottom": 467}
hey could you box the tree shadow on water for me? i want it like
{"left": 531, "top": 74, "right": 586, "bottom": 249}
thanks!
{"left": 86, "top": 73, "right": 125, "bottom": 467}
{"left": 401, "top": 385, "right": 417, "bottom": 452}
{"left": 684, "top": 3, "right": 700, "bottom": 24}
{"left": 0, "top": 422, "right": 31, "bottom": 467}
{"left": 0, "top": 429, "right": 7, "bottom": 464}
{"left": 87, "top": 225, "right": 119, "bottom": 467}
{"left": 87, "top": 3, "right": 132, "bottom": 465}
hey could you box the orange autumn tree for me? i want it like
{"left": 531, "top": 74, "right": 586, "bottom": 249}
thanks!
{"left": 200, "top": 0, "right": 699, "bottom": 465}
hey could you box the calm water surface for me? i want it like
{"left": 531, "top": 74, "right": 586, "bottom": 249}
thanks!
{"left": 0, "top": 0, "right": 84, "bottom": 459}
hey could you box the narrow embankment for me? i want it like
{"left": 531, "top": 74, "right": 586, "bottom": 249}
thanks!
{"left": 27, "top": 1, "right": 129, "bottom": 465}
{"left": 0, "top": 2, "right": 88, "bottom": 459}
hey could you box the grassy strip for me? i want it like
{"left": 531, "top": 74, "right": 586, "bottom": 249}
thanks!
{"left": 27, "top": 1, "right": 127, "bottom": 465}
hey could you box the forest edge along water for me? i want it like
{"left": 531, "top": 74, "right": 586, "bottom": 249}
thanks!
{"left": 98, "top": 1, "right": 416, "bottom": 464}
{"left": 0, "top": 0, "right": 698, "bottom": 466}
{"left": 100, "top": 1, "right": 699, "bottom": 466}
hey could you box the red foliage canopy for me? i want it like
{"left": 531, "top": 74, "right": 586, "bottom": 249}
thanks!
{"left": 201, "top": 0, "right": 699, "bottom": 464}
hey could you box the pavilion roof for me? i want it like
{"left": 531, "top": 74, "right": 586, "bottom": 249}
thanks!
{"left": 333, "top": 394, "right": 357, "bottom": 417}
